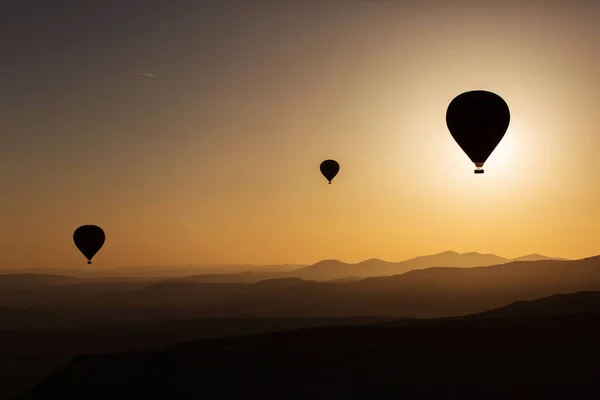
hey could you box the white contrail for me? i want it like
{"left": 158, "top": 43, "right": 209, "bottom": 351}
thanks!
{"left": 138, "top": 73, "right": 156, "bottom": 77}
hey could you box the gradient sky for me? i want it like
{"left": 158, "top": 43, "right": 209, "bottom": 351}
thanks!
{"left": 2, "top": 1, "right": 600, "bottom": 268}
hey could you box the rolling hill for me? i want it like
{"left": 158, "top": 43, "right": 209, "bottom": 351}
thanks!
{"left": 0, "top": 316, "right": 392, "bottom": 400}
{"left": 474, "top": 290, "right": 600, "bottom": 318}
{"left": 210, "top": 256, "right": 600, "bottom": 318}
{"left": 0, "top": 256, "right": 596, "bottom": 329}
{"left": 0, "top": 251, "right": 564, "bottom": 282}
{"left": 287, "top": 251, "right": 510, "bottom": 280}
{"left": 15, "top": 290, "right": 600, "bottom": 399}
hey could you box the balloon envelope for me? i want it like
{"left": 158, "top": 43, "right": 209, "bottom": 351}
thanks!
{"left": 320, "top": 160, "right": 339, "bottom": 184}
{"left": 73, "top": 225, "right": 105, "bottom": 264}
{"left": 446, "top": 90, "right": 510, "bottom": 173}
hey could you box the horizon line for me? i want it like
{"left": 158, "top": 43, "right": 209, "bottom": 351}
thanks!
{"left": 0, "top": 250, "right": 577, "bottom": 271}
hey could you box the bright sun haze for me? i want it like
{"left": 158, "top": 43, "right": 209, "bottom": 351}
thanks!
{"left": 2, "top": 1, "right": 600, "bottom": 268}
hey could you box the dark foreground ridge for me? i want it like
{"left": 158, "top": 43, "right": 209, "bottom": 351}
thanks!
{"left": 0, "top": 317, "right": 392, "bottom": 399}
{"left": 15, "top": 292, "right": 600, "bottom": 399}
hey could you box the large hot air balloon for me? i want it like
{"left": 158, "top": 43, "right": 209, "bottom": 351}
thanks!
{"left": 446, "top": 90, "right": 510, "bottom": 174}
{"left": 73, "top": 225, "right": 105, "bottom": 264}
{"left": 320, "top": 160, "right": 339, "bottom": 184}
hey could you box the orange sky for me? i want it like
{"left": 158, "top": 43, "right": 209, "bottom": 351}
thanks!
{"left": 2, "top": 1, "right": 600, "bottom": 268}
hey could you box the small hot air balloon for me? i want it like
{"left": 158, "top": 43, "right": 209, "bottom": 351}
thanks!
{"left": 320, "top": 160, "right": 339, "bottom": 184}
{"left": 73, "top": 225, "right": 105, "bottom": 264}
{"left": 446, "top": 90, "right": 510, "bottom": 174}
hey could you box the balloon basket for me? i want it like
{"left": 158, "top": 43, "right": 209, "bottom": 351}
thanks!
{"left": 474, "top": 169, "right": 484, "bottom": 174}
{"left": 87, "top": 261, "right": 92, "bottom": 264}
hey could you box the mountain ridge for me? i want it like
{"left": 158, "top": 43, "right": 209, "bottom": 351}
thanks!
{"left": 15, "top": 290, "right": 600, "bottom": 399}
{"left": 0, "top": 252, "right": 566, "bottom": 281}
{"left": 283, "top": 251, "right": 565, "bottom": 281}
{"left": 0, "top": 255, "right": 589, "bottom": 326}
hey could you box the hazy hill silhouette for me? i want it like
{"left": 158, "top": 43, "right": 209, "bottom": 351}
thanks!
{"left": 15, "top": 290, "right": 600, "bottom": 399}
{"left": 211, "top": 257, "right": 600, "bottom": 318}
{"left": 1, "top": 256, "right": 598, "bottom": 329}
{"left": 179, "top": 251, "right": 560, "bottom": 282}
{"left": 474, "top": 290, "right": 600, "bottom": 318}
{"left": 0, "top": 251, "right": 563, "bottom": 282}
{"left": 511, "top": 253, "right": 567, "bottom": 262}
{"left": 150, "top": 252, "right": 516, "bottom": 282}
{"left": 283, "top": 251, "right": 556, "bottom": 281}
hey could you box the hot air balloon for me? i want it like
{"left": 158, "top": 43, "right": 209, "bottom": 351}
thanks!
{"left": 320, "top": 160, "right": 339, "bottom": 184}
{"left": 73, "top": 225, "right": 105, "bottom": 264}
{"left": 446, "top": 90, "right": 510, "bottom": 174}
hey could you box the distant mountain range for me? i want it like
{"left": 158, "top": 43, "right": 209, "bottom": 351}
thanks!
{"left": 284, "top": 251, "right": 564, "bottom": 281}
{"left": 0, "top": 255, "right": 596, "bottom": 330}
{"left": 16, "top": 290, "right": 600, "bottom": 400}
{"left": 0, "top": 251, "right": 565, "bottom": 281}
{"left": 207, "top": 256, "right": 599, "bottom": 319}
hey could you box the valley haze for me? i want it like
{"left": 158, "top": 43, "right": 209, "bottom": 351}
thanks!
{"left": 0, "top": 251, "right": 566, "bottom": 280}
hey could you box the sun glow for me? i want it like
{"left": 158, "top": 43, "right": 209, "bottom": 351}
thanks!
{"left": 483, "top": 121, "right": 522, "bottom": 176}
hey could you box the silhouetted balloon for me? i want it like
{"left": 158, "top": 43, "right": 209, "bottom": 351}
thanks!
{"left": 73, "top": 225, "right": 105, "bottom": 264}
{"left": 320, "top": 160, "right": 339, "bottom": 184}
{"left": 446, "top": 90, "right": 510, "bottom": 174}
